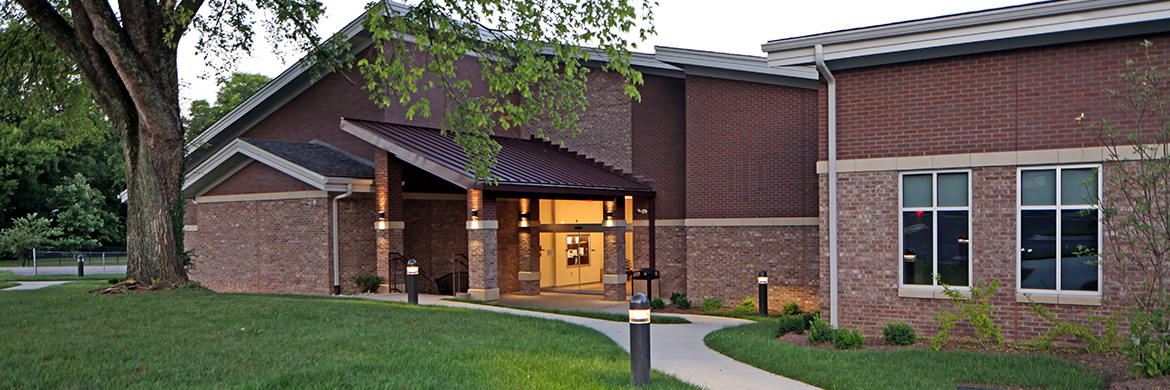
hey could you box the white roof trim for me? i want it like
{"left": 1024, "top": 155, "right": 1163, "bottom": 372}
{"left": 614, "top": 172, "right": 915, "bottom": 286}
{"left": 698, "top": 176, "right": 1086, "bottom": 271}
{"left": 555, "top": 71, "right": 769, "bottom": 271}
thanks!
{"left": 764, "top": 0, "right": 1170, "bottom": 67}
{"left": 183, "top": 139, "right": 373, "bottom": 198}
{"left": 655, "top": 46, "right": 817, "bottom": 79}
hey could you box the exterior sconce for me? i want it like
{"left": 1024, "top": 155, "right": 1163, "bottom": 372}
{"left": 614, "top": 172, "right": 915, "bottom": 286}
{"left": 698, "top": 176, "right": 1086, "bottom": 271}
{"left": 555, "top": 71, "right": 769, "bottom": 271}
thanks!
{"left": 519, "top": 212, "right": 530, "bottom": 228}
{"left": 471, "top": 209, "right": 479, "bottom": 220}
{"left": 903, "top": 249, "right": 917, "bottom": 262}
{"left": 375, "top": 211, "right": 388, "bottom": 230}
{"left": 604, "top": 210, "right": 615, "bottom": 227}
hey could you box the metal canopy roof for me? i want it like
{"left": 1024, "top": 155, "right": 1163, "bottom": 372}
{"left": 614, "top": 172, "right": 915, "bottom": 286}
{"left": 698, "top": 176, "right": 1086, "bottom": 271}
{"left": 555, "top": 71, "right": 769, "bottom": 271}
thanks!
{"left": 340, "top": 118, "right": 655, "bottom": 197}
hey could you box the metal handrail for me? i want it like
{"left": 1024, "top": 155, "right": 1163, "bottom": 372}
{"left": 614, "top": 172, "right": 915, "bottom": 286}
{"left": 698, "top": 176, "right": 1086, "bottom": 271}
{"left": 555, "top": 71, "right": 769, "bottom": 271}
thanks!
{"left": 452, "top": 253, "right": 469, "bottom": 296}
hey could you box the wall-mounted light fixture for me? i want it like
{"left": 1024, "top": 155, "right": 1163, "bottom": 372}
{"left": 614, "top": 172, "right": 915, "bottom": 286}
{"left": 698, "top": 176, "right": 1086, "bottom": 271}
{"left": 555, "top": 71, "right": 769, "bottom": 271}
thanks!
{"left": 957, "top": 236, "right": 970, "bottom": 244}
{"left": 375, "top": 211, "right": 388, "bottom": 230}
{"left": 604, "top": 210, "right": 615, "bottom": 227}
{"left": 519, "top": 212, "right": 530, "bottom": 228}
{"left": 471, "top": 209, "right": 479, "bottom": 220}
{"left": 903, "top": 248, "right": 917, "bottom": 262}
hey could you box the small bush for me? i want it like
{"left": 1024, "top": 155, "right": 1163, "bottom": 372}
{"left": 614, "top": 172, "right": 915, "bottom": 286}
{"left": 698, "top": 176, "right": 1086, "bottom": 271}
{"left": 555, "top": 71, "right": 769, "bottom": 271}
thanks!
{"left": 834, "top": 327, "right": 865, "bottom": 349}
{"left": 670, "top": 291, "right": 684, "bottom": 303}
{"left": 882, "top": 321, "right": 917, "bottom": 345}
{"left": 649, "top": 297, "right": 665, "bottom": 310}
{"left": 782, "top": 302, "right": 803, "bottom": 315}
{"left": 673, "top": 294, "right": 692, "bottom": 310}
{"left": 776, "top": 314, "right": 813, "bottom": 336}
{"left": 353, "top": 274, "right": 385, "bottom": 293}
{"left": 701, "top": 297, "right": 723, "bottom": 312}
{"left": 734, "top": 298, "right": 756, "bottom": 313}
{"left": 807, "top": 317, "right": 835, "bottom": 344}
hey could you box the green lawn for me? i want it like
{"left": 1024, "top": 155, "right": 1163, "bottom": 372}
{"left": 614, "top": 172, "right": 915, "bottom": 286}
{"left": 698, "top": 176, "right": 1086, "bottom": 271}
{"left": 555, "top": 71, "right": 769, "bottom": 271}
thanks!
{"left": 0, "top": 281, "right": 17, "bottom": 289}
{"left": 705, "top": 321, "right": 1105, "bottom": 390}
{"left": 1, "top": 282, "right": 699, "bottom": 389}
{"left": 447, "top": 298, "right": 692, "bottom": 324}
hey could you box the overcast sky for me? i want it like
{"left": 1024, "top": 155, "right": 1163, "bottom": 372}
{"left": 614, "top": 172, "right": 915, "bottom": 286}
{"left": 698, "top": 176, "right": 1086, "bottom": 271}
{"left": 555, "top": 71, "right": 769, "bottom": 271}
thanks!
{"left": 176, "top": 0, "right": 1038, "bottom": 109}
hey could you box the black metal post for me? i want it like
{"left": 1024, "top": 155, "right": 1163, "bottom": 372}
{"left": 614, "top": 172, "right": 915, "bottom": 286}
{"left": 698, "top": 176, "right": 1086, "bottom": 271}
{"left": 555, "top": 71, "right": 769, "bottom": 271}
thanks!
{"left": 629, "top": 293, "right": 651, "bottom": 387}
{"left": 77, "top": 254, "right": 85, "bottom": 277}
{"left": 407, "top": 259, "right": 419, "bottom": 305}
{"left": 758, "top": 271, "right": 768, "bottom": 317}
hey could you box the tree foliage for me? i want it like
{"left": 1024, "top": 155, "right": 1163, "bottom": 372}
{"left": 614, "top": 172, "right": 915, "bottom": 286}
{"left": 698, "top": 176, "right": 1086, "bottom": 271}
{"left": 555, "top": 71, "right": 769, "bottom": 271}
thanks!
{"left": 0, "top": 213, "right": 60, "bottom": 266}
{"left": 185, "top": 72, "right": 271, "bottom": 141}
{"left": 5, "top": 0, "right": 654, "bottom": 286}
{"left": 50, "top": 173, "right": 120, "bottom": 248}
{"left": 1077, "top": 40, "right": 1170, "bottom": 377}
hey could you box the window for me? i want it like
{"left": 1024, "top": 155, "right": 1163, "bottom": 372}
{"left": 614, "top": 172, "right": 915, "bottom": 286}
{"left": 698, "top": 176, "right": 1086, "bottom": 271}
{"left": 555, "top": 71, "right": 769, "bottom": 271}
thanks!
{"left": 901, "top": 171, "right": 970, "bottom": 287}
{"left": 1018, "top": 167, "right": 1100, "bottom": 292}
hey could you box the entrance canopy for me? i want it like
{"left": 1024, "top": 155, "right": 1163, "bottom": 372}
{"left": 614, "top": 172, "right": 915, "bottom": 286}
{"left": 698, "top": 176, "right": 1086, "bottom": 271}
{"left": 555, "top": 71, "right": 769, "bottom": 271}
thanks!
{"left": 340, "top": 118, "right": 655, "bottom": 197}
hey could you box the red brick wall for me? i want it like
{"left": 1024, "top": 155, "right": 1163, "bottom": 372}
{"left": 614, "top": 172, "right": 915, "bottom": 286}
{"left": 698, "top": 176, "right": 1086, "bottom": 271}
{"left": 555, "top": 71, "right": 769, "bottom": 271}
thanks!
{"left": 822, "top": 34, "right": 1170, "bottom": 161}
{"left": 819, "top": 167, "right": 1134, "bottom": 341}
{"left": 687, "top": 226, "right": 819, "bottom": 311}
{"left": 337, "top": 197, "right": 377, "bottom": 293}
{"left": 523, "top": 70, "right": 633, "bottom": 172}
{"left": 189, "top": 197, "right": 332, "bottom": 295}
{"left": 632, "top": 74, "right": 686, "bottom": 219}
{"left": 686, "top": 76, "right": 818, "bottom": 219}
{"left": 497, "top": 199, "right": 520, "bottom": 293}
{"left": 202, "top": 161, "right": 317, "bottom": 196}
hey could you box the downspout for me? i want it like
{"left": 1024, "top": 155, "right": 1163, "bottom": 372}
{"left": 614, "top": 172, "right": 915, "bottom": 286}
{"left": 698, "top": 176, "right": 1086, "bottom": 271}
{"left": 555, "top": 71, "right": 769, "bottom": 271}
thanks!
{"left": 814, "top": 44, "right": 840, "bottom": 327}
{"left": 332, "top": 184, "right": 353, "bottom": 295}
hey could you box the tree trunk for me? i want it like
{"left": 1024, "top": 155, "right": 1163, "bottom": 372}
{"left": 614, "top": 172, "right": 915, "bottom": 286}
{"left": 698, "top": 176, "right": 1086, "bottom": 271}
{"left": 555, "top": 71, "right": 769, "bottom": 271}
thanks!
{"left": 16, "top": 0, "right": 189, "bottom": 286}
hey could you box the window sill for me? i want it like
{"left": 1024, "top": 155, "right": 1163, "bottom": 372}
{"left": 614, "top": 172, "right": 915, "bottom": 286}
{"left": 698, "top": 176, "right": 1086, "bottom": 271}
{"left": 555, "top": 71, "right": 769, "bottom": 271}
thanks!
{"left": 1016, "top": 292, "right": 1102, "bottom": 306}
{"left": 898, "top": 287, "right": 971, "bottom": 300}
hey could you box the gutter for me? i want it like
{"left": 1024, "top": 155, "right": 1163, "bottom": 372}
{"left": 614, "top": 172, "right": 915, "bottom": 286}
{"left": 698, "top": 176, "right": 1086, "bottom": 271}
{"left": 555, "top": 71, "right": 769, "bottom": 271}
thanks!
{"left": 332, "top": 184, "right": 353, "bottom": 295}
{"left": 814, "top": 44, "right": 839, "bottom": 327}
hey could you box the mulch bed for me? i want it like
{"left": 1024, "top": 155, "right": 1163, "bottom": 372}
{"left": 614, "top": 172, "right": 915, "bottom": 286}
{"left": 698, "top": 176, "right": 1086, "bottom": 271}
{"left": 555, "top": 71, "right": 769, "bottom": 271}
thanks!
{"left": 776, "top": 332, "right": 1170, "bottom": 390}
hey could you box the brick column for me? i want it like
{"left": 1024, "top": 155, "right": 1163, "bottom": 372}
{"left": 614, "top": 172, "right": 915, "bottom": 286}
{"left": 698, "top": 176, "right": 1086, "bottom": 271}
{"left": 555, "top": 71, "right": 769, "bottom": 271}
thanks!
{"left": 375, "top": 152, "right": 405, "bottom": 293}
{"left": 467, "top": 190, "right": 499, "bottom": 301}
{"left": 602, "top": 198, "right": 627, "bottom": 301}
{"left": 518, "top": 198, "right": 541, "bottom": 295}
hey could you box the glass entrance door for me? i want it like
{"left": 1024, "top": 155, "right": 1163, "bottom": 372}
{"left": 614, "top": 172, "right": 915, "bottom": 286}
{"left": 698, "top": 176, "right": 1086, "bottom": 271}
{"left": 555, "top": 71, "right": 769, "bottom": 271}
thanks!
{"left": 566, "top": 234, "right": 590, "bottom": 293}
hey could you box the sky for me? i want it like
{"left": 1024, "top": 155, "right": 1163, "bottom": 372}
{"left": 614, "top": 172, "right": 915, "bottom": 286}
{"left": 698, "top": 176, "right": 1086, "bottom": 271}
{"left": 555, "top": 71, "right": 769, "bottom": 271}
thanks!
{"left": 176, "top": 0, "right": 1040, "bottom": 110}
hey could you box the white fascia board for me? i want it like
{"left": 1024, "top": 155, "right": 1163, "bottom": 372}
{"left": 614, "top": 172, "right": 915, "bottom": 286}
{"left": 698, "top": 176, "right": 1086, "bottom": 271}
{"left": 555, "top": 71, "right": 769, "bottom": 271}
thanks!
{"left": 764, "top": 0, "right": 1170, "bottom": 67}
{"left": 655, "top": 46, "right": 817, "bottom": 80}
{"left": 184, "top": 139, "right": 330, "bottom": 196}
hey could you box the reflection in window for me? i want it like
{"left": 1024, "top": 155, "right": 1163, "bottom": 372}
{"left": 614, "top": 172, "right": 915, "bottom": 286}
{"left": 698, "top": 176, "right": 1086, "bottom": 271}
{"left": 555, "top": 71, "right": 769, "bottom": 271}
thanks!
{"left": 902, "top": 172, "right": 970, "bottom": 287}
{"left": 1019, "top": 167, "right": 1099, "bottom": 292}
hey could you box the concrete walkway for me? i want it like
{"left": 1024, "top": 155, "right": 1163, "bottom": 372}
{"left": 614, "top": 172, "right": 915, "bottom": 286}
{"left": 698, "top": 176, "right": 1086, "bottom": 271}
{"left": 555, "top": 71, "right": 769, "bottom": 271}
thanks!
{"left": 1, "top": 265, "right": 126, "bottom": 276}
{"left": 2, "top": 281, "right": 71, "bottom": 290}
{"left": 361, "top": 293, "right": 820, "bottom": 390}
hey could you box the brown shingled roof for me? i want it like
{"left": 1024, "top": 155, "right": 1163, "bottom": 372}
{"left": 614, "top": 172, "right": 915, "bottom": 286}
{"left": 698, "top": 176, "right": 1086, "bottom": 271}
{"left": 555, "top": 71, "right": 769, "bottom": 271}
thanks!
{"left": 340, "top": 118, "right": 654, "bottom": 196}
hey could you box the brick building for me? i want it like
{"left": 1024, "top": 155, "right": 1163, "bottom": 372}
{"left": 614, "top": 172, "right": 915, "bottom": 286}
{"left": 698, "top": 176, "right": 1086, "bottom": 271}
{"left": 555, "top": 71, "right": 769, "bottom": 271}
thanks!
{"left": 180, "top": 6, "right": 823, "bottom": 309}
{"left": 179, "top": 0, "right": 1170, "bottom": 341}
{"left": 763, "top": 0, "right": 1170, "bottom": 340}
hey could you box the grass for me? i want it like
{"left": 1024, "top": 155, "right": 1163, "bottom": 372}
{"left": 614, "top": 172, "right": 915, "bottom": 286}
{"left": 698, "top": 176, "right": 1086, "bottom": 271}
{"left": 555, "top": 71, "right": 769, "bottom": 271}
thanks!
{"left": 0, "top": 282, "right": 698, "bottom": 389}
{"left": 0, "top": 282, "right": 17, "bottom": 289}
{"left": 447, "top": 298, "right": 691, "bottom": 324}
{"left": 704, "top": 321, "right": 1105, "bottom": 390}
{"left": 0, "top": 270, "right": 124, "bottom": 282}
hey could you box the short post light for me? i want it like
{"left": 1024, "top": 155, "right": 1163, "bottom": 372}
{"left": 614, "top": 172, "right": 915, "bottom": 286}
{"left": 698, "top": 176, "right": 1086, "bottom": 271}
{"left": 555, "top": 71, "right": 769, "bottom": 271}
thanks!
{"left": 758, "top": 271, "right": 768, "bottom": 317}
{"left": 77, "top": 254, "right": 85, "bottom": 277}
{"left": 406, "top": 259, "right": 419, "bottom": 305}
{"left": 629, "top": 293, "right": 651, "bottom": 387}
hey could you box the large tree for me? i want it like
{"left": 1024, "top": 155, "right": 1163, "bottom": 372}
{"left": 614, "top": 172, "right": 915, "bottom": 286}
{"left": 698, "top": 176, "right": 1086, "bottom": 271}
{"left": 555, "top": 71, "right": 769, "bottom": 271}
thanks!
{"left": 4, "top": 0, "right": 653, "bottom": 286}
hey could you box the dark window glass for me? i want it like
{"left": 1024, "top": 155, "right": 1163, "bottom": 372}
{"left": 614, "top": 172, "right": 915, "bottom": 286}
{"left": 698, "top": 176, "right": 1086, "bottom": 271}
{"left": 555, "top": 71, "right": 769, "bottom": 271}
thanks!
{"left": 1061, "top": 210, "right": 1099, "bottom": 291}
{"left": 1020, "top": 210, "right": 1057, "bottom": 290}
{"left": 937, "top": 211, "right": 969, "bottom": 286}
{"left": 902, "top": 211, "right": 933, "bottom": 285}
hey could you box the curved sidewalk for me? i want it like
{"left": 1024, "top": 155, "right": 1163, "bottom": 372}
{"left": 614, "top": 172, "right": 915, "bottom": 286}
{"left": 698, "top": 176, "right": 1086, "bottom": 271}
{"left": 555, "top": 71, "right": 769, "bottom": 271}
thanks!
{"left": 362, "top": 293, "right": 820, "bottom": 390}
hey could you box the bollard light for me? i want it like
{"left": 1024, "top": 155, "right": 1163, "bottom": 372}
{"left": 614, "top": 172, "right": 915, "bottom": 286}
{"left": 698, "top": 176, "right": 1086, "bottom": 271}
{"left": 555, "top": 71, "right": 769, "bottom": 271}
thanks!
{"left": 406, "top": 259, "right": 419, "bottom": 305}
{"left": 629, "top": 293, "right": 651, "bottom": 386}
{"left": 758, "top": 270, "right": 768, "bottom": 317}
{"left": 77, "top": 254, "right": 85, "bottom": 277}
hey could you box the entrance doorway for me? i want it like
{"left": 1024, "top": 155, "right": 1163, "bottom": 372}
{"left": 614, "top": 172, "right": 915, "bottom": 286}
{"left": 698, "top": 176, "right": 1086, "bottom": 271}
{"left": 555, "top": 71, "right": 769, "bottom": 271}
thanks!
{"left": 539, "top": 232, "right": 604, "bottom": 294}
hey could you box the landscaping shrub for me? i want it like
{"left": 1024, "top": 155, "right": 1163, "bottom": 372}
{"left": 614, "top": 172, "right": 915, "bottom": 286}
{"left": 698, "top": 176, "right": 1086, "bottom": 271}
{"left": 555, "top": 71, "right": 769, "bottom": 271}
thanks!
{"left": 882, "top": 321, "right": 917, "bottom": 346}
{"left": 671, "top": 293, "right": 692, "bottom": 310}
{"left": 353, "top": 274, "right": 384, "bottom": 293}
{"left": 733, "top": 298, "right": 756, "bottom": 313}
{"left": 807, "top": 316, "right": 835, "bottom": 344}
{"left": 776, "top": 314, "right": 812, "bottom": 336}
{"left": 701, "top": 297, "right": 722, "bottom": 312}
{"left": 782, "top": 302, "right": 802, "bottom": 315}
{"left": 649, "top": 297, "right": 665, "bottom": 310}
{"left": 833, "top": 327, "right": 865, "bottom": 349}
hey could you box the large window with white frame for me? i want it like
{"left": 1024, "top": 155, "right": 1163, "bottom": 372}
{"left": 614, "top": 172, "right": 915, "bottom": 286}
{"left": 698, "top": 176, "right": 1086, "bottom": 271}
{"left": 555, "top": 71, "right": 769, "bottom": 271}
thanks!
{"left": 901, "top": 171, "right": 971, "bottom": 287}
{"left": 1018, "top": 166, "right": 1101, "bottom": 292}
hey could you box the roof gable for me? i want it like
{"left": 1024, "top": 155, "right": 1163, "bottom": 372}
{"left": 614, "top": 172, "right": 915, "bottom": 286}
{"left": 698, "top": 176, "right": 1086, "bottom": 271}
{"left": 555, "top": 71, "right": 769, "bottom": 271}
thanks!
{"left": 184, "top": 138, "right": 374, "bottom": 198}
